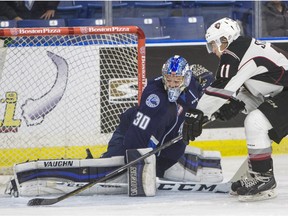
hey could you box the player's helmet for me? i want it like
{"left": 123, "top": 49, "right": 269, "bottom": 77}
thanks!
{"left": 162, "top": 55, "right": 192, "bottom": 102}
{"left": 205, "top": 17, "right": 241, "bottom": 53}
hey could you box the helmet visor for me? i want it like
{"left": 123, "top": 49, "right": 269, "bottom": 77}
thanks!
{"left": 206, "top": 38, "right": 228, "bottom": 53}
{"left": 206, "top": 42, "right": 213, "bottom": 53}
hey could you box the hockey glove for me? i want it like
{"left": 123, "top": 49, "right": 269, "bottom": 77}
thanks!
{"left": 217, "top": 98, "right": 245, "bottom": 121}
{"left": 183, "top": 108, "right": 204, "bottom": 142}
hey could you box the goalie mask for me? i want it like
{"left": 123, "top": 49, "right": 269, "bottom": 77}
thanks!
{"left": 162, "top": 55, "right": 192, "bottom": 102}
{"left": 205, "top": 17, "right": 241, "bottom": 53}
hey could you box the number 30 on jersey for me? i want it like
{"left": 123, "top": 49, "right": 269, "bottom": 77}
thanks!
{"left": 133, "top": 112, "right": 150, "bottom": 130}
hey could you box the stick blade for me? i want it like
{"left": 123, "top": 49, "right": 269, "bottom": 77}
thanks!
{"left": 27, "top": 198, "right": 59, "bottom": 206}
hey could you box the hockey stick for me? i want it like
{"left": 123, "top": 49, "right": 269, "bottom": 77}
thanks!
{"left": 27, "top": 117, "right": 214, "bottom": 206}
{"left": 58, "top": 157, "right": 248, "bottom": 194}
{"left": 27, "top": 134, "right": 184, "bottom": 206}
{"left": 157, "top": 156, "right": 248, "bottom": 193}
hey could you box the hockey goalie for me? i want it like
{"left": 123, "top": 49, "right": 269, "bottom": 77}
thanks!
{"left": 6, "top": 56, "right": 223, "bottom": 197}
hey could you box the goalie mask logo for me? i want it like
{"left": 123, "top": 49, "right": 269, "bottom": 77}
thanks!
{"left": 146, "top": 94, "right": 160, "bottom": 108}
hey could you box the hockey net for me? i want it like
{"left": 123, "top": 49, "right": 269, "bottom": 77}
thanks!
{"left": 0, "top": 26, "right": 146, "bottom": 177}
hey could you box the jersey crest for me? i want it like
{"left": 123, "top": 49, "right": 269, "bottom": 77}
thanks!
{"left": 146, "top": 94, "right": 160, "bottom": 108}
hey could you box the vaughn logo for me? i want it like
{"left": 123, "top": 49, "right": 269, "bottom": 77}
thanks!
{"left": 44, "top": 160, "right": 74, "bottom": 167}
{"left": 129, "top": 166, "right": 138, "bottom": 196}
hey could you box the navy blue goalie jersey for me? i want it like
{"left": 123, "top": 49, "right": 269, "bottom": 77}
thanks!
{"left": 121, "top": 76, "right": 204, "bottom": 154}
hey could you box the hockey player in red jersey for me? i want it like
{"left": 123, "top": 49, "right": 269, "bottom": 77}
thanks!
{"left": 183, "top": 17, "right": 288, "bottom": 201}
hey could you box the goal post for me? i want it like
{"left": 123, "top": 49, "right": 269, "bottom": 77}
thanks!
{"left": 0, "top": 26, "right": 146, "bottom": 175}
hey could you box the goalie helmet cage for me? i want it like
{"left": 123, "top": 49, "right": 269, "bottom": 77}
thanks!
{"left": 0, "top": 26, "right": 146, "bottom": 175}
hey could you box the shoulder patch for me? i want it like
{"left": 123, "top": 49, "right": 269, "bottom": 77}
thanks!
{"left": 146, "top": 94, "right": 160, "bottom": 108}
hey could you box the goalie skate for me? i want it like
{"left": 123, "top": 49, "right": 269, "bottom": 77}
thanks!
{"left": 238, "top": 189, "right": 277, "bottom": 202}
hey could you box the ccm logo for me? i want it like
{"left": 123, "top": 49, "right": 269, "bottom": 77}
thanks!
{"left": 185, "top": 113, "right": 198, "bottom": 118}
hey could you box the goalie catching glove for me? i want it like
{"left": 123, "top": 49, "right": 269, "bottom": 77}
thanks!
{"left": 217, "top": 98, "right": 245, "bottom": 121}
{"left": 183, "top": 108, "right": 205, "bottom": 142}
{"left": 190, "top": 64, "right": 214, "bottom": 91}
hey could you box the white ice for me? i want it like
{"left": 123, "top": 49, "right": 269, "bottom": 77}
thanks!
{"left": 0, "top": 155, "right": 287, "bottom": 216}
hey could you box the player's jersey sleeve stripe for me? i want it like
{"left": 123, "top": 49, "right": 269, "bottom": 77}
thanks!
{"left": 205, "top": 86, "right": 234, "bottom": 100}
{"left": 225, "top": 50, "right": 240, "bottom": 61}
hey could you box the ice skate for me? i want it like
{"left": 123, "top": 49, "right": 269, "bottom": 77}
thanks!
{"left": 235, "top": 169, "right": 277, "bottom": 201}
{"left": 230, "top": 169, "right": 252, "bottom": 196}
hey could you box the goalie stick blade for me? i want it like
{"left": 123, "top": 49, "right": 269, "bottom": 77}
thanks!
{"left": 229, "top": 157, "right": 249, "bottom": 182}
{"left": 27, "top": 198, "right": 59, "bottom": 206}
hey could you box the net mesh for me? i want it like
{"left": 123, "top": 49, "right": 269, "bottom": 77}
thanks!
{"left": 0, "top": 31, "right": 143, "bottom": 174}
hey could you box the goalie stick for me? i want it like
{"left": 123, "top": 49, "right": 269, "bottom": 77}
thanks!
{"left": 54, "top": 157, "right": 248, "bottom": 194}
{"left": 57, "top": 158, "right": 248, "bottom": 193}
{"left": 157, "top": 157, "right": 248, "bottom": 193}
{"left": 27, "top": 118, "right": 215, "bottom": 206}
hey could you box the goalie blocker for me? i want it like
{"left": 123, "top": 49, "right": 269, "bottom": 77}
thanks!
{"left": 5, "top": 146, "right": 223, "bottom": 197}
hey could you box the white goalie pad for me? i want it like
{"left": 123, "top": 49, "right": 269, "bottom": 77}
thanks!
{"left": 163, "top": 146, "right": 223, "bottom": 183}
{"left": 7, "top": 156, "right": 128, "bottom": 197}
{"left": 126, "top": 148, "right": 156, "bottom": 197}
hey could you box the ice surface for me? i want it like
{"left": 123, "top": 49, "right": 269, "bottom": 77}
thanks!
{"left": 0, "top": 155, "right": 287, "bottom": 216}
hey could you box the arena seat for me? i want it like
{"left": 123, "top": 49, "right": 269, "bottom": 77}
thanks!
{"left": 17, "top": 19, "right": 66, "bottom": 27}
{"left": 113, "top": 17, "right": 164, "bottom": 39}
{"left": 66, "top": 18, "right": 105, "bottom": 26}
{"left": 181, "top": 1, "right": 197, "bottom": 17}
{"left": 161, "top": 16, "right": 205, "bottom": 40}
{"left": 87, "top": 2, "right": 132, "bottom": 18}
{"left": 0, "top": 20, "right": 17, "bottom": 28}
{"left": 57, "top": 5, "right": 83, "bottom": 19}
{"left": 193, "top": 1, "right": 237, "bottom": 30}
{"left": 134, "top": 1, "right": 173, "bottom": 18}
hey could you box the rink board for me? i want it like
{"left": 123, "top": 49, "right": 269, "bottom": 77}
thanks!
{"left": 1, "top": 130, "right": 288, "bottom": 169}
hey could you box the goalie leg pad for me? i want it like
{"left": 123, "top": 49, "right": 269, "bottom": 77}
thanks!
{"left": 126, "top": 148, "right": 156, "bottom": 197}
{"left": 8, "top": 156, "right": 127, "bottom": 197}
{"left": 163, "top": 146, "right": 223, "bottom": 183}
